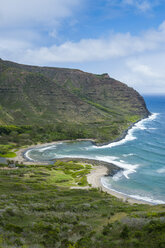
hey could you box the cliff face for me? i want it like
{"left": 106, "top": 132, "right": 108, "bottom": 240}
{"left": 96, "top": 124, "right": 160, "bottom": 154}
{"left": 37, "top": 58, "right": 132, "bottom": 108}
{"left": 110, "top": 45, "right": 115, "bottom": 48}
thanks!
{"left": 0, "top": 58, "right": 149, "bottom": 141}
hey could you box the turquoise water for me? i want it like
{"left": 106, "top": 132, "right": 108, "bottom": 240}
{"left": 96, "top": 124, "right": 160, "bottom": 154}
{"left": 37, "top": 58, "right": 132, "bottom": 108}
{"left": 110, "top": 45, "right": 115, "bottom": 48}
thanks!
{"left": 26, "top": 96, "right": 165, "bottom": 204}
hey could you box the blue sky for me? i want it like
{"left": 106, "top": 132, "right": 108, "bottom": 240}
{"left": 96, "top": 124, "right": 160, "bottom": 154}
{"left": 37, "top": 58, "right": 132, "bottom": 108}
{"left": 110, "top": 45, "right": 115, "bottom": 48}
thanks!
{"left": 1, "top": 0, "right": 165, "bottom": 94}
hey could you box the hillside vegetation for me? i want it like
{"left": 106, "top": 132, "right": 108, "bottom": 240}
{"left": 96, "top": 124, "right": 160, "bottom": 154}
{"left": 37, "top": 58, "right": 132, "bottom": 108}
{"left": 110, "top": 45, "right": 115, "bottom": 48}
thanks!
{"left": 0, "top": 160, "right": 164, "bottom": 248}
{"left": 0, "top": 60, "right": 164, "bottom": 248}
{"left": 0, "top": 59, "right": 149, "bottom": 151}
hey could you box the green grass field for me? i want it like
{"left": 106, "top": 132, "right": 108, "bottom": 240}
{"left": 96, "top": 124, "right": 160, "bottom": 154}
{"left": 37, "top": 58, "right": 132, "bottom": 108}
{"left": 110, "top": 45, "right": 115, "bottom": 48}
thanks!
{"left": 0, "top": 161, "right": 164, "bottom": 247}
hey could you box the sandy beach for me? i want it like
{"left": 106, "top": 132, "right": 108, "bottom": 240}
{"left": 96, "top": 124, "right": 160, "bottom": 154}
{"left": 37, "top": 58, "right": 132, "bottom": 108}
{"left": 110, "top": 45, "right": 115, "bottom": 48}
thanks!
{"left": 87, "top": 165, "right": 152, "bottom": 205}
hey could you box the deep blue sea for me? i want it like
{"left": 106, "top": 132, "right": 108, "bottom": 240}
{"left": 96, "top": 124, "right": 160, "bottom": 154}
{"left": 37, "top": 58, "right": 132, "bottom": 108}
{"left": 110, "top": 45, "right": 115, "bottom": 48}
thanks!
{"left": 26, "top": 95, "right": 165, "bottom": 204}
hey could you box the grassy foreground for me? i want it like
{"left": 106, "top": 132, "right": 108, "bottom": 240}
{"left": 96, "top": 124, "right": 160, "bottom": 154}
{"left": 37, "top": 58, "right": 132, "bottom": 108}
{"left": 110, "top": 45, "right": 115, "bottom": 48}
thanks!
{"left": 0, "top": 161, "right": 165, "bottom": 247}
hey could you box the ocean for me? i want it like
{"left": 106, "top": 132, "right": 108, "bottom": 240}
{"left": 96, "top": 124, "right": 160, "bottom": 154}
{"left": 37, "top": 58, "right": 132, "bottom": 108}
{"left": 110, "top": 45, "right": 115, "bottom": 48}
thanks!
{"left": 26, "top": 95, "right": 165, "bottom": 204}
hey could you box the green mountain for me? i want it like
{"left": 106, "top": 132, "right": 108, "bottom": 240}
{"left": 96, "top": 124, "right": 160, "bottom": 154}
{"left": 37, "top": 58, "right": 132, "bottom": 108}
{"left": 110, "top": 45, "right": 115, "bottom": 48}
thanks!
{"left": 0, "top": 58, "right": 149, "bottom": 143}
{"left": 1, "top": 60, "right": 165, "bottom": 248}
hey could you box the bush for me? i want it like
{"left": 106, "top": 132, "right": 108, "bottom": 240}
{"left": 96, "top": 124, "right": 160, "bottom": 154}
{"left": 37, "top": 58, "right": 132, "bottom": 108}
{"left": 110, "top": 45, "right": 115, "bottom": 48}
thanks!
{"left": 120, "top": 225, "right": 129, "bottom": 239}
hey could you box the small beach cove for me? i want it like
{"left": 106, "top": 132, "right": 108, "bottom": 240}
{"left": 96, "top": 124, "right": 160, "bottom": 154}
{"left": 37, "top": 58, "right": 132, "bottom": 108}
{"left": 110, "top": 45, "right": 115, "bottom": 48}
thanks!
{"left": 10, "top": 143, "right": 151, "bottom": 205}
{"left": 7, "top": 96, "right": 165, "bottom": 205}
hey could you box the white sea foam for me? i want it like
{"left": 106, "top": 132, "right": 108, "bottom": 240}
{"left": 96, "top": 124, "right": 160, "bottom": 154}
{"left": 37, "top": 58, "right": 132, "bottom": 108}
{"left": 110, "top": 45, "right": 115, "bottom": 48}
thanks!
{"left": 135, "top": 121, "right": 146, "bottom": 130}
{"left": 96, "top": 113, "right": 159, "bottom": 149}
{"left": 123, "top": 153, "right": 134, "bottom": 157}
{"left": 92, "top": 155, "right": 139, "bottom": 179}
{"left": 83, "top": 147, "right": 94, "bottom": 151}
{"left": 25, "top": 149, "right": 34, "bottom": 161}
{"left": 148, "top": 113, "right": 159, "bottom": 121}
{"left": 112, "top": 171, "right": 123, "bottom": 181}
{"left": 53, "top": 154, "right": 88, "bottom": 159}
{"left": 96, "top": 130, "right": 137, "bottom": 149}
{"left": 129, "top": 195, "right": 165, "bottom": 205}
{"left": 157, "top": 167, "right": 165, "bottom": 174}
{"left": 55, "top": 154, "right": 119, "bottom": 162}
{"left": 38, "top": 145, "right": 57, "bottom": 152}
{"left": 25, "top": 143, "right": 63, "bottom": 160}
{"left": 94, "top": 155, "right": 118, "bottom": 161}
{"left": 101, "top": 178, "right": 165, "bottom": 204}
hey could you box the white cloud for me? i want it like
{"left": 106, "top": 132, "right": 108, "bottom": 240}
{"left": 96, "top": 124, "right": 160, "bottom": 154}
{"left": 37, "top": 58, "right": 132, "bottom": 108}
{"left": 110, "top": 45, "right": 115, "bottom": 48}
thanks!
{"left": 122, "top": 0, "right": 158, "bottom": 12}
{"left": 108, "top": 0, "right": 159, "bottom": 12}
{"left": 23, "top": 21, "right": 165, "bottom": 94}
{"left": 123, "top": 53, "right": 165, "bottom": 93}
{"left": 0, "top": 0, "right": 81, "bottom": 47}
{"left": 0, "top": 0, "right": 80, "bottom": 28}
{"left": 12, "top": 21, "right": 164, "bottom": 64}
{"left": 0, "top": 0, "right": 165, "bottom": 94}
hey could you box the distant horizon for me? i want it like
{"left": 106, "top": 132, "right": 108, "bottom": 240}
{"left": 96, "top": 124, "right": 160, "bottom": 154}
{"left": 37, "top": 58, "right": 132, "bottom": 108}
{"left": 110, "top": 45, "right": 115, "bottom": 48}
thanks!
{"left": 0, "top": 1, "right": 165, "bottom": 94}
{"left": 143, "top": 94, "right": 165, "bottom": 96}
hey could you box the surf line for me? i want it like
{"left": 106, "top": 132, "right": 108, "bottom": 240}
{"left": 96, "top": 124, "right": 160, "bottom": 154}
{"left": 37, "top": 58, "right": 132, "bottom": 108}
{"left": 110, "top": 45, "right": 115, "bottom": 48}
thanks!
{"left": 95, "top": 113, "right": 159, "bottom": 149}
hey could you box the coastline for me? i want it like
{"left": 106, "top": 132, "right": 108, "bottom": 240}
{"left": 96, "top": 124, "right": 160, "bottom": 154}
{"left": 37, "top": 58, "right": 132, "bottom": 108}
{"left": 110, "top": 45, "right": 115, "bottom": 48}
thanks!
{"left": 92, "top": 113, "right": 150, "bottom": 147}
{"left": 9, "top": 150, "right": 152, "bottom": 205}
{"left": 7, "top": 115, "right": 152, "bottom": 205}
{"left": 87, "top": 165, "right": 152, "bottom": 205}
{"left": 11, "top": 113, "right": 150, "bottom": 164}
{"left": 9, "top": 139, "right": 96, "bottom": 165}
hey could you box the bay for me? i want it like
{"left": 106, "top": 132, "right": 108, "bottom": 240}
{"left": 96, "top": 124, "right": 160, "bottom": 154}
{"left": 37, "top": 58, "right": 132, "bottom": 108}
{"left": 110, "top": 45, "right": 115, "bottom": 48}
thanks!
{"left": 26, "top": 95, "right": 165, "bottom": 204}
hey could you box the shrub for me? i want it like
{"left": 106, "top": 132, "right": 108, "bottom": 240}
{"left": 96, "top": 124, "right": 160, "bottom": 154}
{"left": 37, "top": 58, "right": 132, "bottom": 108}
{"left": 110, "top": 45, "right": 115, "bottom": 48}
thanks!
{"left": 120, "top": 225, "right": 129, "bottom": 239}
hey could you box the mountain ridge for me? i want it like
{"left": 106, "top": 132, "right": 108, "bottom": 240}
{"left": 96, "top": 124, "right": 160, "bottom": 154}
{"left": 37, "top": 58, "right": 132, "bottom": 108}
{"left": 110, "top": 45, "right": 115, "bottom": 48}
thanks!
{"left": 0, "top": 58, "right": 149, "bottom": 143}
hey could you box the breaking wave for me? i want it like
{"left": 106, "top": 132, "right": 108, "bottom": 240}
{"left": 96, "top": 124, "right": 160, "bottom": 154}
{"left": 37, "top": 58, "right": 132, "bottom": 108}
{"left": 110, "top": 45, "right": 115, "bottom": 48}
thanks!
{"left": 96, "top": 113, "right": 159, "bottom": 149}
{"left": 101, "top": 178, "right": 165, "bottom": 205}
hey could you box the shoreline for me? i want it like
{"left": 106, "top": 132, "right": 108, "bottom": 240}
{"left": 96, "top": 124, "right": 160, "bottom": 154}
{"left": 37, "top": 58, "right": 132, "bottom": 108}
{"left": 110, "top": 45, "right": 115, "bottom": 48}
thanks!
{"left": 92, "top": 113, "right": 150, "bottom": 147}
{"left": 10, "top": 139, "right": 96, "bottom": 165}
{"left": 9, "top": 149, "right": 152, "bottom": 205}
{"left": 8, "top": 115, "right": 153, "bottom": 205}
{"left": 87, "top": 165, "right": 152, "bottom": 205}
{"left": 13, "top": 113, "right": 150, "bottom": 164}
{"left": 11, "top": 148, "right": 151, "bottom": 205}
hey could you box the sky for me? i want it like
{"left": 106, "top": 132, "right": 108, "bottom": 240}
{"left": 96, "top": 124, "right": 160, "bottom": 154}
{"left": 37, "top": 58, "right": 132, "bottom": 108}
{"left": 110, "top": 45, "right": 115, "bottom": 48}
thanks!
{"left": 0, "top": 0, "right": 165, "bottom": 94}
